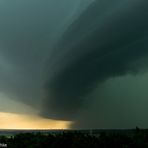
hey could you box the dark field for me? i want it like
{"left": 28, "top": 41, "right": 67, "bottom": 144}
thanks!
{"left": 0, "top": 128, "right": 148, "bottom": 148}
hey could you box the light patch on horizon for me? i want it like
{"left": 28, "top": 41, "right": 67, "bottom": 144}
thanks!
{"left": 0, "top": 112, "right": 72, "bottom": 129}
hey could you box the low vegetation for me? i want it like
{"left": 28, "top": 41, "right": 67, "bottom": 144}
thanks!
{"left": 0, "top": 128, "right": 148, "bottom": 148}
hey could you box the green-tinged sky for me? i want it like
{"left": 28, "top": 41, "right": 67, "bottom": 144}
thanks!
{"left": 0, "top": 0, "right": 148, "bottom": 129}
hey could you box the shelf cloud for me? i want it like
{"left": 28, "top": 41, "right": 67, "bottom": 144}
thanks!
{"left": 0, "top": 0, "right": 148, "bottom": 128}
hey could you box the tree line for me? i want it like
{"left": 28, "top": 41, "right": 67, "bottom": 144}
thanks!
{"left": 0, "top": 128, "right": 148, "bottom": 148}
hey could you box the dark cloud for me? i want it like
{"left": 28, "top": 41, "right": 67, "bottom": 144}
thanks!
{"left": 0, "top": 1, "right": 89, "bottom": 110}
{"left": 43, "top": 0, "right": 148, "bottom": 124}
{"left": 1, "top": 0, "right": 148, "bottom": 129}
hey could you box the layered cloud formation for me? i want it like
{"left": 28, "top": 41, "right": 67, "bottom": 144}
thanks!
{"left": 44, "top": 0, "right": 148, "bottom": 123}
{"left": 0, "top": 0, "right": 148, "bottom": 128}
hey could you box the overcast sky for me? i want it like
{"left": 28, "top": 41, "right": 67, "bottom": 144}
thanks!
{"left": 0, "top": 0, "right": 148, "bottom": 129}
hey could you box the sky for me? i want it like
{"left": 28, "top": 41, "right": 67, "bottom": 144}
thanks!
{"left": 0, "top": 0, "right": 92, "bottom": 129}
{"left": 0, "top": 0, "right": 148, "bottom": 129}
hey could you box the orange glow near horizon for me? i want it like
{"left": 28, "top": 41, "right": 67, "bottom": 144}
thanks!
{"left": 0, "top": 112, "right": 72, "bottom": 129}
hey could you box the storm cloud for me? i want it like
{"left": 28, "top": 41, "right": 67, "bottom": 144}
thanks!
{"left": 1, "top": 0, "right": 148, "bottom": 128}
{"left": 43, "top": 0, "right": 148, "bottom": 124}
{"left": 0, "top": 0, "right": 90, "bottom": 106}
